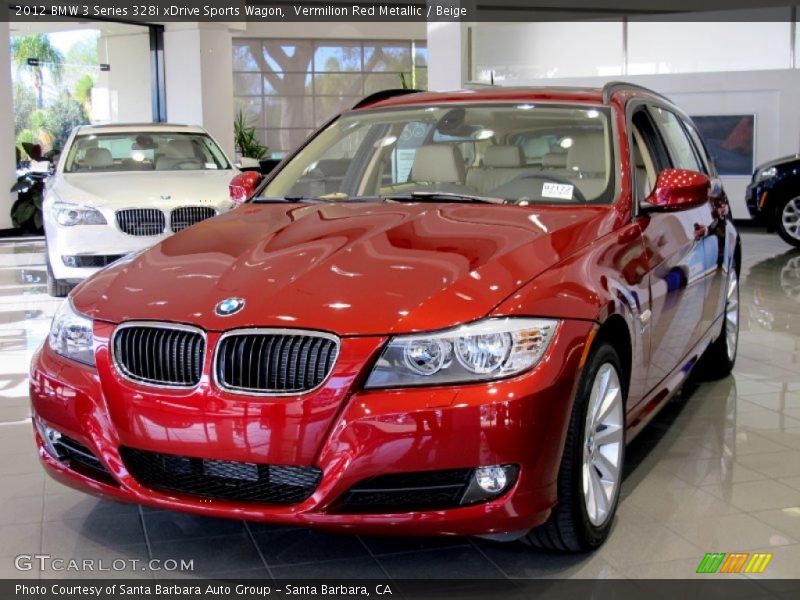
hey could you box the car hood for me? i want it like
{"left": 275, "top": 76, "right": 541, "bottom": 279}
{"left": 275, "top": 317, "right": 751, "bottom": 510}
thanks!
{"left": 53, "top": 170, "right": 237, "bottom": 206}
{"left": 73, "top": 202, "right": 615, "bottom": 335}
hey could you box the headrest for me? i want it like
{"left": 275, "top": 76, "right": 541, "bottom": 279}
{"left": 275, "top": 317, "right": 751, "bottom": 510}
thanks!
{"left": 84, "top": 147, "right": 113, "bottom": 168}
{"left": 484, "top": 145, "right": 523, "bottom": 168}
{"left": 165, "top": 139, "right": 196, "bottom": 159}
{"left": 411, "top": 145, "right": 466, "bottom": 183}
{"left": 541, "top": 152, "right": 568, "bottom": 168}
{"left": 567, "top": 132, "right": 606, "bottom": 174}
{"left": 523, "top": 137, "right": 550, "bottom": 159}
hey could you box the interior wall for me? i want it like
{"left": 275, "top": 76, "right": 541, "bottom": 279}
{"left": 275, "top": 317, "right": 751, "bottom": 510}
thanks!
{"left": 163, "top": 24, "right": 235, "bottom": 159}
{"left": 0, "top": 21, "right": 15, "bottom": 230}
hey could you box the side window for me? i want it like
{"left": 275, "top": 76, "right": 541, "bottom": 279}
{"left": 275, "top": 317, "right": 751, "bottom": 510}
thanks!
{"left": 683, "top": 121, "right": 714, "bottom": 175}
{"left": 631, "top": 108, "right": 669, "bottom": 205}
{"left": 649, "top": 107, "right": 702, "bottom": 172}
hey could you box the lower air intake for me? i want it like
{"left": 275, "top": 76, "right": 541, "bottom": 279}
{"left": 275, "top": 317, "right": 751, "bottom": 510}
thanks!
{"left": 119, "top": 447, "right": 321, "bottom": 504}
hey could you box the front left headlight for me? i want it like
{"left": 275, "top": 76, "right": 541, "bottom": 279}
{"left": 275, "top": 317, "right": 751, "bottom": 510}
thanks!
{"left": 52, "top": 202, "right": 107, "bottom": 226}
{"left": 754, "top": 166, "right": 778, "bottom": 184}
{"left": 365, "top": 317, "right": 559, "bottom": 389}
{"left": 48, "top": 300, "right": 95, "bottom": 366}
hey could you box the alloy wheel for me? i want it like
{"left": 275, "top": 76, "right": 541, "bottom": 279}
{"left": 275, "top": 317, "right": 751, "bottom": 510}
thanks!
{"left": 782, "top": 198, "right": 800, "bottom": 241}
{"left": 725, "top": 270, "right": 740, "bottom": 362}
{"left": 582, "top": 363, "right": 624, "bottom": 527}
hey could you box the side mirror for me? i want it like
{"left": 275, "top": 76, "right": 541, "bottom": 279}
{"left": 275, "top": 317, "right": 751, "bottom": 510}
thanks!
{"left": 642, "top": 168, "right": 710, "bottom": 212}
{"left": 229, "top": 171, "right": 261, "bottom": 204}
{"left": 236, "top": 157, "right": 262, "bottom": 171}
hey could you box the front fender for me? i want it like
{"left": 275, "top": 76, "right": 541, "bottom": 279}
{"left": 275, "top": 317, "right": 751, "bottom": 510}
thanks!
{"left": 490, "top": 222, "right": 650, "bottom": 405}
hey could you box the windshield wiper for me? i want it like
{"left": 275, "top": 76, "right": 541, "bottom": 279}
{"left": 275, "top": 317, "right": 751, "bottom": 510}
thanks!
{"left": 251, "top": 195, "right": 382, "bottom": 204}
{"left": 381, "top": 191, "right": 507, "bottom": 205}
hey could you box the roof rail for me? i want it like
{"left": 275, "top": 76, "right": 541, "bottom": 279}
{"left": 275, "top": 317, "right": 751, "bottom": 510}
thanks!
{"left": 602, "top": 81, "right": 671, "bottom": 104}
{"left": 352, "top": 89, "right": 422, "bottom": 110}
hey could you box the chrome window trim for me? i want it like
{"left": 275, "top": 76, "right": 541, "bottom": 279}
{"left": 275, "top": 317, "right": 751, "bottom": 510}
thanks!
{"left": 111, "top": 321, "right": 207, "bottom": 389}
{"left": 212, "top": 328, "right": 341, "bottom": 397}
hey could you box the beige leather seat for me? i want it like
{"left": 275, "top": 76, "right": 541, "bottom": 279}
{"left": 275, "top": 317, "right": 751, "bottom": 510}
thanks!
{"left": 409, "top": 145, "right": 473, "bottom": 193}
{"left": 466, "top": 145, "right": 536, "bottom": 195}
{"left": 566, "top": 133, "right": 609, "bottom": 199}
{"left": 83, "top": 147, "right": 113, "bottom": 170}
{"left": 156, "top": 139, "right": 202, "bottom": 170}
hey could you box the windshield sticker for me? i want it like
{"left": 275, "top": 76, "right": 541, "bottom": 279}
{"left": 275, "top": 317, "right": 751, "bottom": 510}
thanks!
{"left": 542, "top": 182, "right": 574, "bottom": 200}
{"left": 205, "top": 163, "right": 218, "bottom": 170}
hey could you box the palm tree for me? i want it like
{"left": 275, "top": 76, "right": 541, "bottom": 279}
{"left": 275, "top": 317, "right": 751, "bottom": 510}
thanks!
{"left": 11, "top": 35, "right": 64, "bottom": 108}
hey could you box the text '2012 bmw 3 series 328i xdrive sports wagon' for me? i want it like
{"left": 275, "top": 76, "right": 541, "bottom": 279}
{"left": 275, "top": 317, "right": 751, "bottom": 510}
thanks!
{"left": 30, "top": 83, "right": 740, "bottom": 552}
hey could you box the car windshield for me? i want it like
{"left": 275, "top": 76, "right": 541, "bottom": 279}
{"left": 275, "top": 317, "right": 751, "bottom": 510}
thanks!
{"left": 262, "top": 103, "right": 615, "bottom": 204}
{"left": 63, "top": 131, "right": 231, "bottom": 173}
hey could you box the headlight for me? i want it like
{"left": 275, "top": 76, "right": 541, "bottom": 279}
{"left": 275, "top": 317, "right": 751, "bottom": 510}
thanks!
{"left": 755, "top": 166, "right": 778, "bottom": 184}
{"left": 365, "top": 318, "right": 558, "bottom": 388}
{"left": 48, "top": 300, "right": 95, "bottom": 366}
{"left": 52, "top": 202, "right": 106, "bottom": 226}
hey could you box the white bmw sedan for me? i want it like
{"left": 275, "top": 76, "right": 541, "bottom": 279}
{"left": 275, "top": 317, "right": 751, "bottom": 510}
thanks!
{"left": 43, "top": 123, "right": 245, "bottom": 296}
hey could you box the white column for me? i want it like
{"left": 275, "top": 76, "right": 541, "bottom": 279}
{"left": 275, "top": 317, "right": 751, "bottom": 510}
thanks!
{"left": 426, "top": 21, "right": 470, "bottom": 91}
{"left": 96, "top": 31, "right": 153, "bottom": 123}
{"left": 163, "top": 23, "right": 236, "bottom": 158}
{"left": 1, "top": 21, "right": 16, "bottom": 229}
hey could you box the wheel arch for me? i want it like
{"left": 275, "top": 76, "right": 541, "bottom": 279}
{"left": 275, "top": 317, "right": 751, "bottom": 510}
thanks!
{"left": 591, "top": 314, "right": 632, "bottom": 402}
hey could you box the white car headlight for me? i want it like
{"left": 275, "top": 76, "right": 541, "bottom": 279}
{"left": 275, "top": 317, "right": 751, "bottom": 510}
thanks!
{"left": 754, "top": 166, "right": 778, "bottom": 184}
{"left": 48, "top": 300, "right": 95, "bottom": 366}
{"left": 52, "top": 202, "right": 107, "bottom": 226}
{"left": 365, "top": 318, "right": 558, "bottom": 389}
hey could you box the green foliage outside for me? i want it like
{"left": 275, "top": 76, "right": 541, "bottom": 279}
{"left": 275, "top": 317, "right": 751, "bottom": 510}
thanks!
{"left": 11, "top": 33, "right": 97, "bottom": 158}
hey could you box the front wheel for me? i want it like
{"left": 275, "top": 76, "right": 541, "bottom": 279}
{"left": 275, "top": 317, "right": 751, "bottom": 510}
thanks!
{"left": 776, "top": 197, "right": 800, "bottom": 248}
{"left": 524, "top": 343, "right": 625, "bottom": 552}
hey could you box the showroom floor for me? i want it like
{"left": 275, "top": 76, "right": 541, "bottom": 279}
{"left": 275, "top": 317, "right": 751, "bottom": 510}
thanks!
{"left": 1, "top": 230, "right": 799, "bottom": 580}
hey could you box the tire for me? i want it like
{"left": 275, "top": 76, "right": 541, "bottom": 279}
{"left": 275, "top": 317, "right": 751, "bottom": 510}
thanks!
{"left": 699, "top": 268, "right": 739, "bottom": 380}
{"left": 46, "top": 256, "right": 72, "bottom": 298}
{"left": 776, "top": 196, "right": 800, "bottom": 249}
{"left": 524, "top": 344, "right": 625, "bottom": 552}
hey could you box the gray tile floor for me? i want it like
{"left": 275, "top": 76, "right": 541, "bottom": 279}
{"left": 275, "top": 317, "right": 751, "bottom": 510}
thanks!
{"left": 1, "top": 230, "right": 799, "bottom": 580}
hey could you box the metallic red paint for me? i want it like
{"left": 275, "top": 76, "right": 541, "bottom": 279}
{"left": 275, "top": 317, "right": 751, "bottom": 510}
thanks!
{"left": 646, "top": 168, "right": 711, "bottom": 211}
{"left": 30, "top": 85, "right": 740, "bottom": 537}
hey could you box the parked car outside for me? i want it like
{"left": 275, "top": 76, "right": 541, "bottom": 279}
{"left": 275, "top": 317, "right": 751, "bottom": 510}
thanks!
{"left": 745, "top": 154, "right": 800, "bottom": 248}
{"left": 43, "top": 123, "right": 250, "bottom": 296}
{"left": 30, "top": 84, "right": 740, "bottom": 552}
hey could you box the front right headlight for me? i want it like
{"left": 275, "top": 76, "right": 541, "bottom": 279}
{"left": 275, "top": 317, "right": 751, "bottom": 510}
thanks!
{"left": 52, "top": 202, "right": 107, "bottom": 226}
{"left": 48, "top": 300, "right": 95, "bottom": 366}
{"left": 365, "top": 317, "right": 559, "bottom": 389}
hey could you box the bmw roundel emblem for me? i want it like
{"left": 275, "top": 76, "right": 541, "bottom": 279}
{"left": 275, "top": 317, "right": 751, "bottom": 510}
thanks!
{"left": 215, "top": 297, "right": 245, "bottom": 317}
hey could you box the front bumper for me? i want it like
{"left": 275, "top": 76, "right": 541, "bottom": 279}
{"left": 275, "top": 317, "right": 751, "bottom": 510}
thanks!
{"left": 46, "top": 223, "right": 165, "bottom": 282}
{"left": 30, "top": 319, "right": 593, "bottom": 536}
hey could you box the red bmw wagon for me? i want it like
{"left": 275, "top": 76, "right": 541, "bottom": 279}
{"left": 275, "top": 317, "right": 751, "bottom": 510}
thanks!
{"left": 30, "top": 83, "right": 740, "bottom": 551}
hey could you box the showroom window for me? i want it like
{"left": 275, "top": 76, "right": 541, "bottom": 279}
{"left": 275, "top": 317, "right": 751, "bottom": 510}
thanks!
{"left": 232, "top": 39, "right": 428, "bottom": 157}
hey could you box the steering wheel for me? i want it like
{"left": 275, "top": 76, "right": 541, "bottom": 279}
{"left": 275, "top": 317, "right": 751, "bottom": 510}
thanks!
{"left": 502, "top": 173, "right": 587, "bottom": 204}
